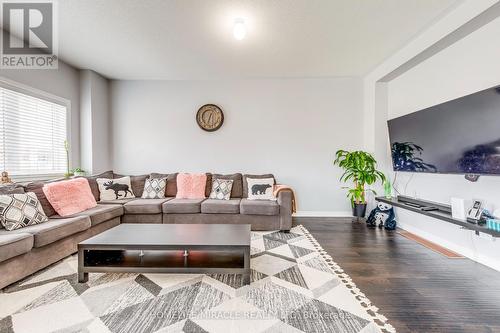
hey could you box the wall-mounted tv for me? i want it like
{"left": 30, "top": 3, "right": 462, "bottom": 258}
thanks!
{"left": 387, "top": 85, "right": 500, "bottom": 175}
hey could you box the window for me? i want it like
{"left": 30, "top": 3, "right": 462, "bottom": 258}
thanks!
{"left": 0, "top": 85, "right": 68, "bottom": 180}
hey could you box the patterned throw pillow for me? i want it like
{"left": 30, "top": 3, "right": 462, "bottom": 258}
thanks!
{"left": 141, "top": 178, "right": 167, "bottom": 199}
{"left": 96, "top": 177, "right": 136, "bottom": 201}
{"left": 246, "top": 177, "right": 275, "bottom": 200}
{"left": 209, "top": 179, "right": 234, "bottom": 200}
{"left": 0, "top": 192, "right": 49, "bottom": 231}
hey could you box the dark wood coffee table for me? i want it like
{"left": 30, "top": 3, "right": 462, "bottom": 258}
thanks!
{"left": 78, "top": 224, "right": 251, "bottom": 284}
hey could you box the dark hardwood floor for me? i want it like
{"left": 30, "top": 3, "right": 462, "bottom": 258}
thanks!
{"left": 294, "top": 217, "right": 500, "bottom": 333}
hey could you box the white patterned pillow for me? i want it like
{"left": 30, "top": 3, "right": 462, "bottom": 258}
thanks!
{"left": 0, "top": 192, "right": 49, "bottom": 231}
{"left": 246, "top": 177, "right": 275, "bottom": 200}
{"left": 96, "top": 177, "right": 136, "bottom": 201}
{"left": 141, "top": 178, "right": 167, "bottom": 199}
{"left": 209, "top": 179, "right": 234, "bottom": 200}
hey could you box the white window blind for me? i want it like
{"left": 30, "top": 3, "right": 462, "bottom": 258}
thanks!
{"left": 0, "top": 86, "right": 68, "bottom": 179}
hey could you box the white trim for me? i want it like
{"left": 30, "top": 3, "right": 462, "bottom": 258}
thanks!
{"left": 0, "top": 77, "right": 69, "bottom": 107}
{"left": 397, "top": 223, "right": 500, "bottom": 272}
{"left": 396, "top": 208, "right": 500, "bottom": 272}
{"left": 294, "top": 210, "right": 353, "bottom": 217}
{"left": 11, "top": 174, "right": 65, "bottom": 183}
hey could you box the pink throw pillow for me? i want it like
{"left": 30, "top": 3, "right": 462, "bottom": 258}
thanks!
{"left": 42, "top": 178, "right": 97, "bottom": 217}
{"left": 176, "top": 173, "right": 207, "bottom": 199}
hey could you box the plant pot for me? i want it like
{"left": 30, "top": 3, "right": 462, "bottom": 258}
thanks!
{"left": 74, "top": 171, "right": 86, "bottom": 177}
{"left": 352, "top": 203, "right": 367, "bottom": 218}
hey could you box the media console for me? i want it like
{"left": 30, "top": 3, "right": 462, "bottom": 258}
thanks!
{"left": 376, "top": 195, "right": 500, "bottom": 238}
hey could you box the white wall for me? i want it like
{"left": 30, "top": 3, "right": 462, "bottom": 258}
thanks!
{"left": 110, "top": 78, "right": 363, "bottom": 212}
{"left": 80, "top": 71, "right": 92, "bottom": 173}
{"left": 90, "top": 72, "right": 111, "bottom": 173}
{"left": 80, "top": 70, "right": 111, "bottom": 174}
{"left": 1, "top": 60, "right": 81, "bottom": 168}
{"left": 386, "top": 16, "right": 500, "bottom": 270}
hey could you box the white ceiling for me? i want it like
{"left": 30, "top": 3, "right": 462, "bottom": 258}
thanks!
{"left": 55, "top": 0, "right": 459, "bottom": 80}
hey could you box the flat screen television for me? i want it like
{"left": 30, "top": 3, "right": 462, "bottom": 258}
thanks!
{"left": 387, "top": 85, "right": 500, "bottom": 175}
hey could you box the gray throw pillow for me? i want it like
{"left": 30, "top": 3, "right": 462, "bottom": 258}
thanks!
{"left": 0, "top": 192, "right": 49, "bottom": 231}
{"left": 141, "top": 178, "right": 167, "bottom": 199}
{"left": 209, "top": 179, "right": 234, "bottom": 200}
{"left": 212, "top": 174, "right": 242, "bottom": 198}
{"left": 150, "top": 173, "right": 178, "bottom": 197}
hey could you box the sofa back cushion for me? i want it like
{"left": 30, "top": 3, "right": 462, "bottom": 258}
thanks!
{"left": 212, "top": 173, "right": 243, "bottom": 198}
{"left": 0, "top": 184, "right": 25, "bottom": 195}
{"left": 205, "top": 173, "right": 212, "bottom": 198}
{"left": 42, "top": 178, "right": 97, "bottom": 217}
{"left": 80, "top": 170, "right": 113, "bottom": 201}
{"left": 24, "top": 181, "right": 57, "bottom": 217}
{"left": 176, "top": 173, "right": 207, "bottom": 199}
{"left": 150, "top": 173, "right": 178, "bottom": 197}
{"left": 242, "top": 174, "right": 275, "bottom": 198}
{"left": 113, "top": 173, "right": 148, "bottom": 197}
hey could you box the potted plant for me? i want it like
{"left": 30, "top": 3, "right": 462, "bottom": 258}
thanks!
{"left": 334, "top": 150, "right": 386, "bottom": 218}
{"left": 72, "top": 168, "right": 86, "bottom": 177}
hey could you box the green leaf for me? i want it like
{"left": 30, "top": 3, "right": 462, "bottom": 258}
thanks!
{"left": 333, "top": 149, "right": 384, "bottom": 204}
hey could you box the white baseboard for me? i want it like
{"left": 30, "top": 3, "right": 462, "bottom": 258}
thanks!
{"left": 396, "top": 209, "right": 500, "bottom": 272}
{"left": 294, "top": 211, "right": 353, "bottom": 217}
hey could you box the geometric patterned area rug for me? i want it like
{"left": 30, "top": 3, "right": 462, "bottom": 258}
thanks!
{"left": 0, "top": 225, "right": 395, "bottom": 333}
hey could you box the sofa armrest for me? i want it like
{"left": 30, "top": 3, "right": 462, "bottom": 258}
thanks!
{"left": 277, "top": 189, "right": 293, "bottom": 231}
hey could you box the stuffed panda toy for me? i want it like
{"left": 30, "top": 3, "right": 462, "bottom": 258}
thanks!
{"left": 366, "top": 202, "right": 397, "bottom": 230}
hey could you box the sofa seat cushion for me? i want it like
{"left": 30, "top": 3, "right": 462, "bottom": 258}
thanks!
{"left": 52, "top": 204, "right": 123, "bottom": 226}
{"left": 163, "top": 198, "right": 205, "bottom": 214}
{"left": 122, "top": 214, "right": 163, "bottom": 224}
{"left": 124, "top": 198, "right": 173, "bottom": 214}
{"left": 2, "top": 216, "right": 91, "bottom": 248}
{"left": 240, "top": 199, "right": 279, "bottom": 216}
{"left": 99, "top": 198, "right": 138, "bottom": 205}
{"left": 201, "top": 199, "right": 240, "bottom": 214}
{"left": 0, "top": 232, "right": 33, "bottom": 263}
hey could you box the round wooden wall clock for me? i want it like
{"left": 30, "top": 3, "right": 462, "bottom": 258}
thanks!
{"left": 196, "top": 104, "right": 224, "bottom": 132}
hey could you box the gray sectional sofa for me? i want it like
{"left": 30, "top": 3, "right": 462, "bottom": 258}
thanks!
{"left": 0, "top": 171, "right": 293, "bottom": 289}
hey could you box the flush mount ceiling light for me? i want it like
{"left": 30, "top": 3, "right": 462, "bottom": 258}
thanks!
{"left": 233, "top": 18, "right": 246, "bottom": 40}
